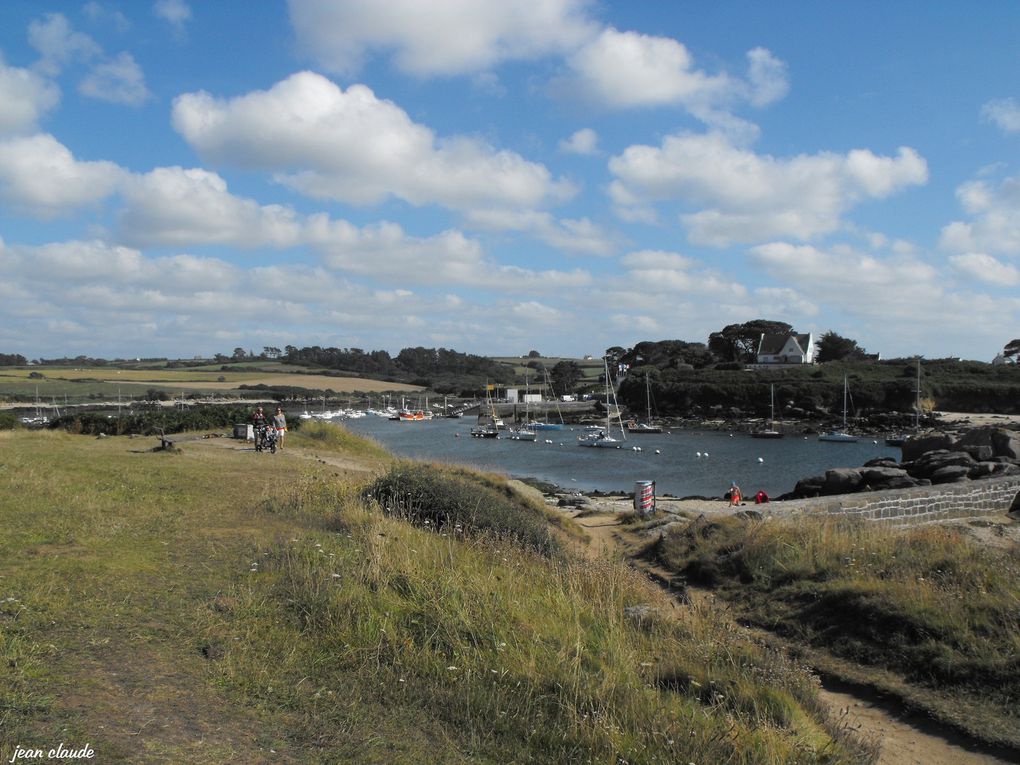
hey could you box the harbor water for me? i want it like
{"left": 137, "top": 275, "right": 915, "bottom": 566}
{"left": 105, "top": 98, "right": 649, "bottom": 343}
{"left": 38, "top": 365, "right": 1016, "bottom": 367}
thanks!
{"left": 341, "top": 416, "right": 901, "bottom": 498}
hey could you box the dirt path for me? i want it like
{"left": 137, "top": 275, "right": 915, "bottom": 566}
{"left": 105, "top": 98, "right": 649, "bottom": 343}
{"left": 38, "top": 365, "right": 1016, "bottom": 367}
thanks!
{"left": 559, "top": 503, "right": 1017, "bottom": 765}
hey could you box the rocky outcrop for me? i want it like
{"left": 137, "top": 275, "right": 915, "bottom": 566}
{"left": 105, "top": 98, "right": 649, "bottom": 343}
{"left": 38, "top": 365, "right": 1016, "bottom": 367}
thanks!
{"left": 787, "top": 426, "right": 1019, "bottom": 499}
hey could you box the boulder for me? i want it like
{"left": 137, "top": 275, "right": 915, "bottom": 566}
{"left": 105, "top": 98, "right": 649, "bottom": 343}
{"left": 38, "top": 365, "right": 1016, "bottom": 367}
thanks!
{"left": 823, "top": 468, "right": 863, "bottom": 495}
{"left": 793, "top": 475, "right": 826, "bottom": 498}
{"left": 863, "top": 457, "right": 900, "bottom": 469}
{"left": 990, "top": 428, "right": 1020, "bottom": 461}
{"left": 906, "top": 450, "right": 975, "bottom": 479}
{"left": 930, "top": 465, "right": 971, "bottom": 484}
{"left": 901, "top": 433, "right": 954, "bottom": 461}
{"left": 860, "top": 466, "right": 912, "bottom": 490}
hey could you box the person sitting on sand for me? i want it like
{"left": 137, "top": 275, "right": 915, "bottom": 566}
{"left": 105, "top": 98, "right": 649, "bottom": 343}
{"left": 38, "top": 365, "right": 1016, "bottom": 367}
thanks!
{"left": 728, "top": 481, "right": 742, "bottom": 506}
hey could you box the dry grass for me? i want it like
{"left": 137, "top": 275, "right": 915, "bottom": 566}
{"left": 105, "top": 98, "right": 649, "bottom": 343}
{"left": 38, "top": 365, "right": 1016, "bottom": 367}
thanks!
{"left": 0, "top": 430, "right": 873, "bottom": 763}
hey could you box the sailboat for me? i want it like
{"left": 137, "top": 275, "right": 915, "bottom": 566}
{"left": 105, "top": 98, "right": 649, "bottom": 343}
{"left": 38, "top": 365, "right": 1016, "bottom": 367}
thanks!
{"left": 471, "top": 387, "right": 501, "bottom": 438}
{"left": 531, "top": 368, "right": 565, "bottom": 430}
{"left": 818, "top": 376, "right": 859, "bottom": 442}
{"left": 750, "top": 384, "right": 783, "bottom": 439}
{"left": 578, "top": 358, "right": 626, "bottom": 448}
{"left": 886, "top": 359, "right": 921, "bottom": 446}
{"left": 625, "top": 372, "right": 662, "bottom": 434}
{"left": 510, "top": 375, "right": 538, "bottom": 441}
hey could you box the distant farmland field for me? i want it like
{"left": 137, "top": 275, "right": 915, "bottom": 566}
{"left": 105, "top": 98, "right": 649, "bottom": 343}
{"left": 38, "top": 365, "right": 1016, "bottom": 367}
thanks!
{"left": 0, "top": 367, "right": 423, "bottom": 402}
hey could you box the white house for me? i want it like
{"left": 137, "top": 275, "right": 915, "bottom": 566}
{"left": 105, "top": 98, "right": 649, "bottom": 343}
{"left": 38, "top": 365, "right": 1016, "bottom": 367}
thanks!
{"left": 756, "top": 333, "right": 814, "bottom": 365}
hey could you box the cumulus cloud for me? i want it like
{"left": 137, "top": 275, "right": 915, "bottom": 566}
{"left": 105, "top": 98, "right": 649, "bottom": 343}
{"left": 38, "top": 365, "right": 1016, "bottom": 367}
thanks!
{"left": 27, "top": 13, "right": 102, "bottom": 76}
{"left": 619, "top": 249, "right": 741, "bottom": 298}
{"left": 306, "top": 216, "right": 591, "bottom": 290}
{"left": 464, "top": 208, "right": 619, "bottom": 256}
{"left": 949, "top": 252, "right": 1020, "bottom": 286}
{"left": 154, "top": 0, "right": 192, "bottom": 32}
{"left": 0, "top": 54, "right": 60, "bottom": 135}
{"left": 0, "top": 133, "right": 125, "bottom": 217}
{"left": 609, "top": 132, "right": 928, "bottom": 245}
{"left": 565, "top": 28, "right": 731, "bottom": 109}
{"left": 79, "top": 52, "right": 149, "bottom": 105}
{"left": 981, "top": 97, "right": 1020, "bottom": 134}
{"left": 559, "top": 28, "right": 788, "bottom": 132}
{"left": 559, "top": 127, "right": 599, "bottom": 155}
{"left": 749, "top": 242, "right": 941, "bottom": 317}
{"left": 172, "top": 71, "right": 574, "bottom": 212}
{"left": 939, "top": 175, "right": 1020, "bottom": 256}
{"left": 288, "top": 0, "right": 596, "bottom": 76}
{"left": 119, "top": 167, "right": 303, "bottom": 247}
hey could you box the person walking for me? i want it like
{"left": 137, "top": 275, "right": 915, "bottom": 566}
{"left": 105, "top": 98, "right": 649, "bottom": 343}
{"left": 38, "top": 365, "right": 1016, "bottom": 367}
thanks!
{"left": 272, "top": 407, "right": 287, "bottom": 450}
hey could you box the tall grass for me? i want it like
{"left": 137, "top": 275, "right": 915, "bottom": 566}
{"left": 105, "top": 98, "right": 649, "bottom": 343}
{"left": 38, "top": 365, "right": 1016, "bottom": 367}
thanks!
{"left": 203, "top": 487, "right": 872, "bottom": 764}
{"left": 0, "top": 430, "right": 872, "bottom": 763}
{"left": 651, "top": 514, "right": 1020, "bottom": 748}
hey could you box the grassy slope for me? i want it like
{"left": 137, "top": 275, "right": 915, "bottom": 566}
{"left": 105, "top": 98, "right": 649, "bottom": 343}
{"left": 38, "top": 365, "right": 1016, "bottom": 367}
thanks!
{"left": 647, "top": 514, "right": 1020, "bottom": 750}
{"left": 0, "top": 429, "right": 870, "bottom": 764}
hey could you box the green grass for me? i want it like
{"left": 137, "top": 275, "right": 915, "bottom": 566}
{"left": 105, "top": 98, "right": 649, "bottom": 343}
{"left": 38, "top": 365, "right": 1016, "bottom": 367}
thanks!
{"left": 648, "top": 514, "right": 1020, "bottom": 749}
{"left": 0, "top": 430, "right": 872, "bottom": 763}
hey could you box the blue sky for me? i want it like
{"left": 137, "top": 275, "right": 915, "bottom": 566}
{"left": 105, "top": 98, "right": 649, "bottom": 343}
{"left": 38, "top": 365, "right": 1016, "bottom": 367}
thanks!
{"left": 1, "top": 0, "right": 1018, "bottom": 362}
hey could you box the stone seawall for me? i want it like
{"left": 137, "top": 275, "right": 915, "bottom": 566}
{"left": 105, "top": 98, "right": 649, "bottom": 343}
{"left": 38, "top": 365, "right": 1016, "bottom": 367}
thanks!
{"left": 773, "top": 475, "right": 1020, "bottom": 524}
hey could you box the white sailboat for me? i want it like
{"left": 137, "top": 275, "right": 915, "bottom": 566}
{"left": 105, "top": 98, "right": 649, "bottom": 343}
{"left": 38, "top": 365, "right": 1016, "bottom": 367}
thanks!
{"left": 625, "top": 372, "right": 662, "bottom": 434}
{"left": 750, "top": 384, "right": 783, "bottom": 439}
{"left": 510, "top": 374, "right": 537, "bottom": 441}
{"left": 578, "top": 358, "right": 626, "bottom": 448}
{"left": 818, "top": 376, "right": 859, "bottom": 442}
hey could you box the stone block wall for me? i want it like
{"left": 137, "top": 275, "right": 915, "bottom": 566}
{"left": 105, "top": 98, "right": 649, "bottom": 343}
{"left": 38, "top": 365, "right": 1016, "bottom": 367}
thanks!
{"left": 772, "top": 475, "right": 1020, "bottom": 525}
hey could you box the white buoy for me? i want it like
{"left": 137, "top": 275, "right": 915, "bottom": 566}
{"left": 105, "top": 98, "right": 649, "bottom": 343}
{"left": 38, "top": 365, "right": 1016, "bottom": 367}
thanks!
{"left": 655, "top": 449, "right": 661, "bottom": 454}
{"left": 758, "top": 457, "right": 764, "bottom": 463}
{"left": 704, "top": 452, "right": 709, "bottom": 457}
{"left": 696, "top": 451, "right": 702, "bottom": 458}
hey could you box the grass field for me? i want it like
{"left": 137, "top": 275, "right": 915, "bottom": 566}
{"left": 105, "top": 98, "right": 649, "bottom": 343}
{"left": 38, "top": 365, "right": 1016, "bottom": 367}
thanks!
{"left": 0, "top": 367, "right": 422, "bottom": 404}
{"left": 0, "top": 428, "right": 872, "bottom": 764}
{"left": 646, "top": 513, "right": 1020, "bottom": 751}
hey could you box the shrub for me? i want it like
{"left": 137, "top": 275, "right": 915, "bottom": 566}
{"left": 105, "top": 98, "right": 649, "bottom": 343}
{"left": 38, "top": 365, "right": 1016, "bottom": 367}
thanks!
{"left": 364, "top": 462, "right": 560, "bottom": 556}
{"left": 0, "top": 412, "right": 18, "bottom": 430}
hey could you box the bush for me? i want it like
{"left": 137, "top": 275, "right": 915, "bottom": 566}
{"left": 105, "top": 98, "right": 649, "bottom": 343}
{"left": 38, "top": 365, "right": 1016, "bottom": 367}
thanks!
{"left": 47, "top": 406, "right": 303, "bottom": 436}
{"left": 0, "top": 412, "right": 18, "bottom": 430}
{"left": 364, "top": 462, "right": 560, "bottom": 556}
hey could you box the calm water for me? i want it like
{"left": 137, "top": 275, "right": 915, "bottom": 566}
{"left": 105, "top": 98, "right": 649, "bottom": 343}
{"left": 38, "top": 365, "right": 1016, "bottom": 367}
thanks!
{"left": 341, "top": 416, "right": 901, "bottom": 498}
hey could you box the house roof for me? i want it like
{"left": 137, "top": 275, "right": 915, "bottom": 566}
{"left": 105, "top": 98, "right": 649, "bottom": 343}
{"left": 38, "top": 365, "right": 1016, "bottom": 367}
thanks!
{"left": 758, "top": 333, "right": 811, "bottom": 356}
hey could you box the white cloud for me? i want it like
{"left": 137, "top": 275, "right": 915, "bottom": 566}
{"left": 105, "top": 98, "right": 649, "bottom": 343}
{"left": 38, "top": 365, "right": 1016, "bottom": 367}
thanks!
{"left": 609, "top": 132, "right": 928, "bottom": 245}
{"left": 749, "top": 241, "right": 944, "bottom": 319}
{"left": 981, "top": 98, "right": 1020, "bottom": 134}
{"left": 79, "top": 52, "right": 149, "bottom": 106}
{"left": 619, "top": 249, "right": 741, "bottom": 298}
{"left": 83, "top": 3, "right": 131, "bottom": 33}
{"left": 565, "top": 28, "right": 732, "bottom": 110}
{"left": 172, "top": 71, "right": 574, "bottom": 212}
{"left": 0, "top": 133, "right": 124, "bottom": 217}
{"left": 119, "top": 167, "right": 303, "bottom": 247}
{"left": 939, "top": 175, "right": 1020, "bottom": 256}
{"left": 464, "top": 209, "right": 619, "bottom": 256}
{"left": 27, "top": 13, "right": 101, "bottom": 76}
{"left": 949, "top": 252, "right": 1020, "bottom": 286}
{"left": 154, "top": 0, "right": 192, "bottom": 31}
{"left": 745, "top": 47, "right": 789, "bottom": 107}
{"left": 306, "top": 216, "right": 591, "bottom": 290}
{"left": 0, "top": 54, "right": 60, "bottom": 135}
{"left": 287, "top": 0, "right": 596, "bottom": 76}
{"left": 560, "top": 127, "right": 599, "bottom": 155}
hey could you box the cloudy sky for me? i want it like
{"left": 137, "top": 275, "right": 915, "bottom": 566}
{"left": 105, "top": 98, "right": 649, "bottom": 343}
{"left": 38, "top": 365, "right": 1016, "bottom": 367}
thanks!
{"left": 1, "top": 1, "right": 1018, "bottom": 361}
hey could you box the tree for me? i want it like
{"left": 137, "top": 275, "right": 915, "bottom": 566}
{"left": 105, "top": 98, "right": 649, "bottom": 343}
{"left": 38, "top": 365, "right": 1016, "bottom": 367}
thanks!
{"left": 232, "top": 347, "right": 247, "bottom": 360}
{"left": 815, "top": 331, "right": 867, "bottom": 363}
{"left": 549, "top": 360, "right": 582, "bottom": 395}
{"left": 708, "top": 320, "right": 793, "bottom": 363}
{"left": 527, "top": 350, "right": 541, "bottom": 358}
{"left": 1004, "top": 338, "right": 1020, "bottom": 360}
